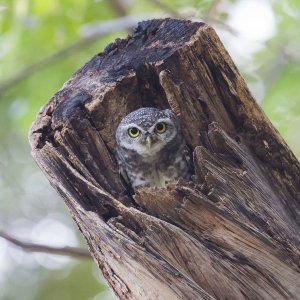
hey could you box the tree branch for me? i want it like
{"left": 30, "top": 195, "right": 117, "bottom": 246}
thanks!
{"left": 0, "top": 15, "right": 144, "bottom": 97}
{"left": 0, "top": 230, "right": 91, "bottom": 259}
{"left": 148, "top": 0, "right": 181, "bottom": 18}
{"left": 204, "top": 0, "right": 222, "bottom": 23}
{"left": 110, "top": 0, "right": 130, "bottom": 17}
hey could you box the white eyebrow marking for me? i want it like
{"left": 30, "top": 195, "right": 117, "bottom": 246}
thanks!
{"left": 155, "top": 118, "right": 173, "bottom": 124}
{"left": 148, "top": 118, "right": 173, "bottom": 131}
{"left": 121, "top": 123, "right": 145, "bottom": 131}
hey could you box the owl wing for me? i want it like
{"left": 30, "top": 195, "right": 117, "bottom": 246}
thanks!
{"left": 182, "top": 144, "right": 194, "bottom": 177}
{"left": 117, "top": 154, "right": 131, "bottom": 187}
{"left": 119, "top": 163, "right": 130, "bottom": 185}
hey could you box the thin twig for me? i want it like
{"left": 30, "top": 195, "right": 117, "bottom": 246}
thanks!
{"left": 0, "top": 230, "right": 91, "bottom": 259}
{"left": 0, "top": 15, "right": 144, "bottom": 97}
{"left": 202, "top": 0, "right": 239, "bottom": 37}
{"left": 204, "top": 0, "right": 222, "bottom": 23}
{"left": 149, "top": 0, "right": 181, "bottom": 18}
{"left": 110, "top": 0, "right": 129, "bottom": 17}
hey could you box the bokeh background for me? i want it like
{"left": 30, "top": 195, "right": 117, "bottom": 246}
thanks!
{"left": 0, "top": 0, "right": 299, "bottom": 299}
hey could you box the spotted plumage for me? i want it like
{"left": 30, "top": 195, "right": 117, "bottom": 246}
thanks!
{"left": 115, "top": 107, "right": 193, "bottom": 188}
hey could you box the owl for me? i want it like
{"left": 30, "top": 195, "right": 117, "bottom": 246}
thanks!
{"left": 115, "top": 107, "right": 193, "bottom": 188}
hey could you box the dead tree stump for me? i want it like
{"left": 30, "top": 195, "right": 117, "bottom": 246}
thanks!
{"left": 29, "top": 19, "right": 300, "bottom": 299}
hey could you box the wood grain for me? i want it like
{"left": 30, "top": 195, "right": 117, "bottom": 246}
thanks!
{"left": 29, "top": 18, "right": 300, "bottom": 299}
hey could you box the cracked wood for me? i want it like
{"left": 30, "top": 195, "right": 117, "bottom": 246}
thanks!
{"left": 29, "top": 18, "right": 300, "bottom": 300}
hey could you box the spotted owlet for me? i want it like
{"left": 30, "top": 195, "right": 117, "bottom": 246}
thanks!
{"left": 115, "top": 107, "right": 192, "bottom": 188}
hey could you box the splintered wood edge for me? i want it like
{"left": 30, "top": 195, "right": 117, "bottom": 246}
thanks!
{"left": 29, "top": 22, "right": 300, "bottom": 192}
{"left": 28, "top": 18, "right": 300, "bottom": 299}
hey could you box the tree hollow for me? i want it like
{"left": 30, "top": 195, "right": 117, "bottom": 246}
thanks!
{"left": 29, "top": 18, "right": 300, "bottom": 300}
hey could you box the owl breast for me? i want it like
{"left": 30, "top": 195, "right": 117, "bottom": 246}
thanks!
{"left": 131, "top": 164, "right": 174, "bottom": 188}
{"left": 123, "top": 142, "right": 192, "bottom": 188}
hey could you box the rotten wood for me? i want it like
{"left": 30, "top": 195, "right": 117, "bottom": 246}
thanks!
{"left": 29, "top": 18, "right": 300, "bottom": 299}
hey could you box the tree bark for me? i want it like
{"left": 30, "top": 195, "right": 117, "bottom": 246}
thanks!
{"left": 29, "top": 18, "right": 300, "bottom": 300}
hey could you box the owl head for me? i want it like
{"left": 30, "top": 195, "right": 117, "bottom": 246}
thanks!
{"left": 116, "top": 108, "right": 180, "bottom": 157}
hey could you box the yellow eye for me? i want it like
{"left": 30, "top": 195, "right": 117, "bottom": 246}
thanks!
{"left": 155, "top": 122, "right": 167, "bottom": 134}
{"left": 128, "top": 127, "right": 140, "bottom": 138}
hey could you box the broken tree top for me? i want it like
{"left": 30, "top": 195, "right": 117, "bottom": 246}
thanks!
{"left": 88, "top": 18, "right": 204, "bottom": 81}
{"left": 30, "top": 18, "right": 300, "bottom": 300}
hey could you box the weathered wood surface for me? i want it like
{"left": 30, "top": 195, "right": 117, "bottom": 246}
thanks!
{"left": 29, "top": 18, "right": 300, "bottom": 299}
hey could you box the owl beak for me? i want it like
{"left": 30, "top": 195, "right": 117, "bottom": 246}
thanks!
{"left": 146, "top": 135, "right": 152, "bottom": 146}
{"left": 144, "top": 132, "right": 153, "bottom": 147}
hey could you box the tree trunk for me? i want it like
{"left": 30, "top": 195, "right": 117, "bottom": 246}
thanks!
{"left": 29, "top": 18, "right": 300, "bottom": 300}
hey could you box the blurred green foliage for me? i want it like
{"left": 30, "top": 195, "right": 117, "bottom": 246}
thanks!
{"left": 35, "top": 260, "right": 106, "bottom": 300}
{"left": 0, "top": 0, "right": 299, "bottom": 299}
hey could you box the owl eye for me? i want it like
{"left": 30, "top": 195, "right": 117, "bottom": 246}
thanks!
{"left": 155, "top": 122, "right": 167, "bottom": 134}
{"left": 128, "top": 127, "right": 140, "bottom": 138}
